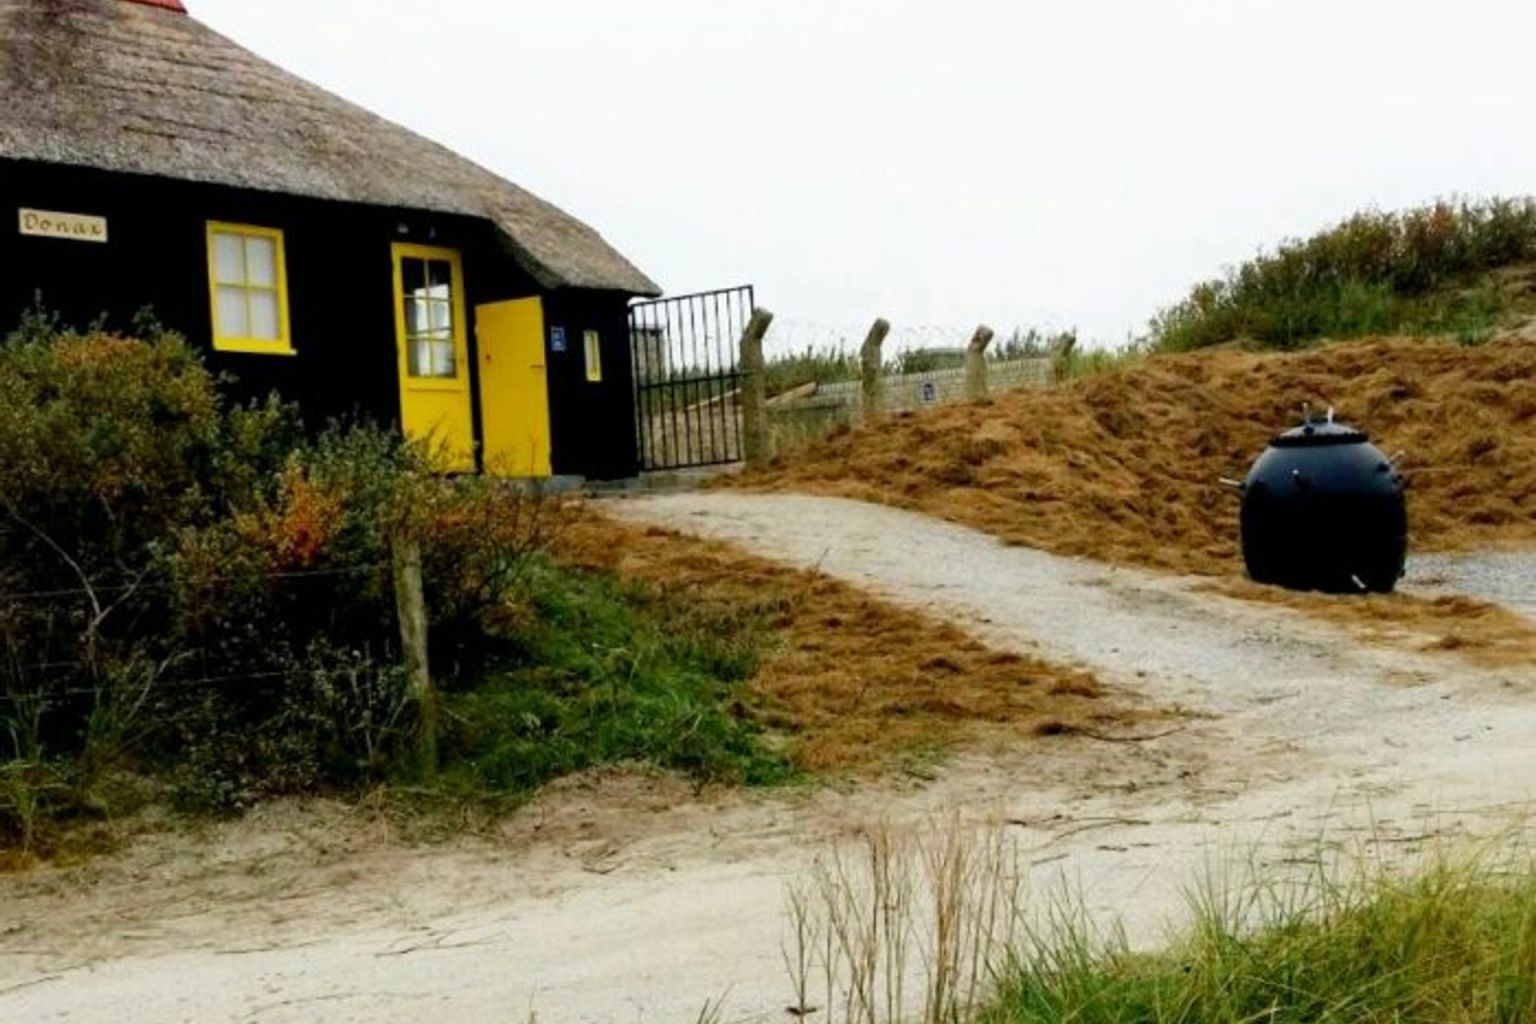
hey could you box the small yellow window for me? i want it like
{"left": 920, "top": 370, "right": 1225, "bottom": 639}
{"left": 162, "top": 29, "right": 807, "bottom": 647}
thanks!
{"left": 206, "top": 222, "right": 293, "bottom": 355}
{"left": 584, "top": 329, "right": 603, "bottom": 382}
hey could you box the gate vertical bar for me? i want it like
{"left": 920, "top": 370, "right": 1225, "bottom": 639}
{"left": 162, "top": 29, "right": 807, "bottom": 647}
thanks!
{"left": 686, "top": 294, "right": 704, "bottom": 466}
{"left": 666, "top": 297, "right": 682, "bottom": 466}
{"left": 711, "top": 289, "right": 728, "bottom": 461}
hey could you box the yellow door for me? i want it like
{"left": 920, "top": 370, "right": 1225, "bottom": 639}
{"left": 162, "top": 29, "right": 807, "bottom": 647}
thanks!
{"left": 391, "top": 244, "right": 474, "bottom": 472}
{"left": 476, "top": 297, "right": 553, "bottom": 478}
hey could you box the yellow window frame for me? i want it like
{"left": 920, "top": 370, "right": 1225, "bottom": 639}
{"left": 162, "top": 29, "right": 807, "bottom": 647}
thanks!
{"left": 205, "top": 222, "right": 295, "bottom": 356}
{"left": 391, "top": 243, "right": 470, "bottom": 394}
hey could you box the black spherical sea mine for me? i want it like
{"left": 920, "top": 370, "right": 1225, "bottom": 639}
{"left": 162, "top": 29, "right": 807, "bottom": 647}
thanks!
{"left": 1240, "top": 417, "right": 1408, "bottom": 594}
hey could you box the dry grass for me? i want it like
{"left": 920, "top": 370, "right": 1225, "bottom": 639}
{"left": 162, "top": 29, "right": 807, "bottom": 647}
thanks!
{"left": 783, "top": 817, "right": 1028, "bottom": 1024}
{"left": 557, "top": 514, "right": 1127, "bottom": 773}
{"left": 1210, "top": 581, "right": 1536, "bottom": 669}
{"left": 736, "top": 336, "right": 1536, "bottom": 660}
{"left": 740, "top": 336, "right": 1536, "bottom": 571}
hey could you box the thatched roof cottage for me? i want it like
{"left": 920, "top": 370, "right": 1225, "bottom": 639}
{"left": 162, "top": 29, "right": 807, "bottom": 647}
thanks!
{"left": 0, "top": 0, "right": 661, "bottom": 478}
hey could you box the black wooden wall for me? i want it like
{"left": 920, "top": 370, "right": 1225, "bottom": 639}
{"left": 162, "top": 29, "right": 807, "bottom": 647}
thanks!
{"left": 0, "top": 159, "right": 641, "bottom": 479}
{"left": 541, "top": 290, "right": 641, "bottom": 481}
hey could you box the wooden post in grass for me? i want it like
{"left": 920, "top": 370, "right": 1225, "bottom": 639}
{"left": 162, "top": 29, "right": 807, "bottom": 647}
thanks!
{"left": 739, "top": 307, "right": 775, "bottom": 466}
{"left": 965, "top": 325, "right": 995, "bottom": 400}
{"left": 392, "top": 536, "right": 436, "bottom": 777}
{"left": 860, "top": 318, "right": 891, "bottom": 422}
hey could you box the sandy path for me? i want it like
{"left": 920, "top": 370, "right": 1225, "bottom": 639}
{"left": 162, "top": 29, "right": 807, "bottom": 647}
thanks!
{"left": 3, "top": 492, "right": 1535, "bottom": 1023}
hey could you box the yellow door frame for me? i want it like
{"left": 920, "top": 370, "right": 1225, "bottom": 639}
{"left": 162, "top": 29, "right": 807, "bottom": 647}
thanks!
{"left": 390, "top": 243, "right": 474, "bottom": 472}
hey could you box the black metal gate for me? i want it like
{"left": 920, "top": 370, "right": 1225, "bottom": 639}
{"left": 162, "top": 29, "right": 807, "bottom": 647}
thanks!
{"left": 629, "top": 286, "right": 754, "bottom": 471}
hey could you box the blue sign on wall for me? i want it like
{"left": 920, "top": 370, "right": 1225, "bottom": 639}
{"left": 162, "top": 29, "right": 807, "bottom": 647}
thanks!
{"left": 550, "top": 326, "right": 568, "bottom": 353}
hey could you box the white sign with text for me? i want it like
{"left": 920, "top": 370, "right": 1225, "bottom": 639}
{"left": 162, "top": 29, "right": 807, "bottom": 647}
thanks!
{"left": 19, "top": 208, "right": 108, "bottom": 243}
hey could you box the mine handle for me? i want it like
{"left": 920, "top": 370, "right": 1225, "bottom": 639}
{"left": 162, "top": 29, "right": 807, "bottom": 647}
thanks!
{"left": 1218, "top": 477, "right": 1245, "bottom": 493}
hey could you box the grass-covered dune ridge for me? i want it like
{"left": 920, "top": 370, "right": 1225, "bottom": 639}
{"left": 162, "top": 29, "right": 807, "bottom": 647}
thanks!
{"left": 1152, "top": 197, "right": 1536, "bottom": 350}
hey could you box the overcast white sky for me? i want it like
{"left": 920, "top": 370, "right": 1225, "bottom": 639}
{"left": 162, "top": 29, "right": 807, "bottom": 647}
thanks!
{"left": 193, "top": 0, "right": 1536, "bottom": 352}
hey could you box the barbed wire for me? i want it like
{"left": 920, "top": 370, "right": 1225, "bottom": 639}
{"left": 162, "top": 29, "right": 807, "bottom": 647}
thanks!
{"left": 760, "top": 318, "right": 1078, "bottom": 359}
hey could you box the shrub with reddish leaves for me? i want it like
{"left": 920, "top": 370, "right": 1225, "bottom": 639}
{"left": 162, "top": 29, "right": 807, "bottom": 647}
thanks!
{"left": 0, "top": 319, "right": 547, "bottom": 828}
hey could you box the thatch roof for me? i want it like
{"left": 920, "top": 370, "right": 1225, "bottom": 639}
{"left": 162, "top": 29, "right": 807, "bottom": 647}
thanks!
{"left": 0, "top": 0, "right": 659, "bottom": 295}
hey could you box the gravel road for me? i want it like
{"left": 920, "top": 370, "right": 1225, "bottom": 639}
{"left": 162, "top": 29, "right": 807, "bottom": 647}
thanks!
{"left": 3, "top": 492, "right": 1534, "bottom": 1024}
{"left": 1408, "top": 550, "right": 1536, "bottom": 619}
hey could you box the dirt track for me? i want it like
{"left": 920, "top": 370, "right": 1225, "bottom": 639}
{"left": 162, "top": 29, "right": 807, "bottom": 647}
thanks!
{"left": 4, "top": 493, "right": 1536, "bottom": 1023}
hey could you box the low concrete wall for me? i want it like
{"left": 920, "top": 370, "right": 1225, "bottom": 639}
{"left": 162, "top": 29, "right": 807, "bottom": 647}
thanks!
{"left": 765, "top": 358, "right": 1051, "bottom": 457}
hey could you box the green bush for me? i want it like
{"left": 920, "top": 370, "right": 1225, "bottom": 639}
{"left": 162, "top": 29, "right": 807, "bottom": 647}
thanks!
{"left": 1150, "top": 197, "right": 1536, "bottom": 351}
{"left": 0, "top": 321, "right": 298, "bottom": 820}
{"left": 995, "top": 327, "right": 1078, "bottom": 360}
{"left": 761, "top": 344, "right": 863, "bottom": 396}
{"left": 0, "top": 322, "right": 547, "bottom": 831}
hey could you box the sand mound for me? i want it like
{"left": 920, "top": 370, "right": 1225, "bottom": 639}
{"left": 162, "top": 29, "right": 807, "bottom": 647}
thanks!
{"left": 740, "top": 336, "right": 1536, "bottom": 576}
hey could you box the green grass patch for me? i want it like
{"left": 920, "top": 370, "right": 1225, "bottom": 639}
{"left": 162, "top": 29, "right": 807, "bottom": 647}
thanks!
{"left": 436, "top": 557, "right": 794, "bottom": 799}
{"left": 1151, "top": 197, "right": 1536, "bottom": 351}
{"left": 1054, "top": 343, "right": 1146, "bottom": 381}
{"left": 983, "top": 851, "right": 1536, "bottom": 1024}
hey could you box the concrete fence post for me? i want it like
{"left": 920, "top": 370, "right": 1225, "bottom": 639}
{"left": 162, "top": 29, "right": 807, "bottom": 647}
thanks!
{"left": 860, "top": 318, "right": 891, "bottom": 422}
{"left": 964, "top": 325, "right": 995, "bottom": 401}
{"left": 738, "top": 307, "right": 775, "bottom": 465}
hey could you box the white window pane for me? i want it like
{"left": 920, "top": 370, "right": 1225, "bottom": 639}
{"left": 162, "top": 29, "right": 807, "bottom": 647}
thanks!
{"left": 216, "top": 286, "right": 248, "bottom": 338}
{"left": 430, "top": 300, "right": 452, "bottom": 331}
{"left": 244, "top": 236, "right": 277, "bottom": 287}
{"left": 406, "top": 299, "right": 429, "bottom": 335}
{"left": 214, "top": 233, "right": 244, "bottom": 284}
{"left": 249, "top": 291, "right": 280, "bottom": 340}
{"left": 434, "top": 338, "right": 456, "bottom": 378}
{"left": 409, "top": 339, "right": 431, "bottom": 377}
